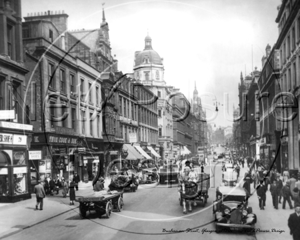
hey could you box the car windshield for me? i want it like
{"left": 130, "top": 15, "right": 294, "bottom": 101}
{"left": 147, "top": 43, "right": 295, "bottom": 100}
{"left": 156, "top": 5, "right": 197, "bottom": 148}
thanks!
{"left": 223, "top": 195, "right": 245, "bottom": 202}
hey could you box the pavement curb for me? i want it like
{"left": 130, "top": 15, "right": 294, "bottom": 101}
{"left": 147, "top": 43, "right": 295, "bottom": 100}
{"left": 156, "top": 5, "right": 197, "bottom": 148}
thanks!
{"left": 0, "top": 206, "right": 79, "bottom": 240}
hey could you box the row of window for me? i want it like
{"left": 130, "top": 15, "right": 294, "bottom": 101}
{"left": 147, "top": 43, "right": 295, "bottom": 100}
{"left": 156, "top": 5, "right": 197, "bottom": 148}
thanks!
{"left": 48, "top": 63, "right": 101, "bottom": 105}
{"left": 50, "top": 106, "right": 101, "bottom": 137}
{"left": 280, "top": 14, "right": 300, "bottom": 65}
{"left": 136, "top": 70, "right": 160, "bottom": 81}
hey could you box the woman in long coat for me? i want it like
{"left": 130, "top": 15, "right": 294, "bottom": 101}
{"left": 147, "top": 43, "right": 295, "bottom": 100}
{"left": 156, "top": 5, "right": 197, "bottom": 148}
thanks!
{"left": 69, "top": 179, "right": 76, "bottom": 205}
{"left": 61, "top": 178, "right": 69, "bottom": 198}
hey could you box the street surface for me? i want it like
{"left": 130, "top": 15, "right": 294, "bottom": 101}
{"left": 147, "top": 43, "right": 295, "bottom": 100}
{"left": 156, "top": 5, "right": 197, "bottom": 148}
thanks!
{"left": 4, "top": 157, "right": 259, "bottom": 240}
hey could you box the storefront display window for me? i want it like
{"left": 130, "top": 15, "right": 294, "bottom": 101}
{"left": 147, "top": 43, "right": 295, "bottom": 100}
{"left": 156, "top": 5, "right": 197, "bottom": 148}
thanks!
{"left": 13, "top": 151, "right": 26, "bottom": 165}
{"left": 0, "top": 169, "right": 9, "bottom": 196}
{"left": 13, "top": 167, "right": 28, "bottom": 195}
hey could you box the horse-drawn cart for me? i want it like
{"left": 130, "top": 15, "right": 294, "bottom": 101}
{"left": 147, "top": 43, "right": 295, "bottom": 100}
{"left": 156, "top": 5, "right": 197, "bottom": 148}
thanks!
{"left": 76, "top": 190, "right": 124, "bottom": 219}
{"left": 178, "top": 172, "right": 210, "bottom": 213}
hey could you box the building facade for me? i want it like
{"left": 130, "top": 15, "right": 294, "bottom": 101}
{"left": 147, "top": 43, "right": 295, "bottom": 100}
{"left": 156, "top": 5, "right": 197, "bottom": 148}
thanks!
{"left": 275, "top": 0, "right": 300, "bottom": 173}
{"left": 23, "top": 11, "right": 104, "bottom": 186}
{"left": 0, "top": 0, "right": 34, "bottom": 202}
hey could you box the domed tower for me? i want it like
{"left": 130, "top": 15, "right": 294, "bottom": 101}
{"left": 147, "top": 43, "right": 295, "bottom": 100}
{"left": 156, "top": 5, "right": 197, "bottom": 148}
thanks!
{"left": 133, "top": 34, "right": 165, "bottom": 85}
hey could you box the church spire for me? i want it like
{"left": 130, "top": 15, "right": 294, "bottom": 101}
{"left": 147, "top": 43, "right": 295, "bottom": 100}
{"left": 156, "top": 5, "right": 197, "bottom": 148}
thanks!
{"left": 101, "top": 3, "right": 107, "bottom": 27}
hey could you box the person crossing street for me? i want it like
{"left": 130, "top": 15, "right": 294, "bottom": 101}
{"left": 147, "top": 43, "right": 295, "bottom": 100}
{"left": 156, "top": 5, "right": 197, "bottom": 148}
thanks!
{"left": 34, "top": 180, "right": 46, "bottom": 210}
{"left": 270, "top": 180, "right": 278, "bottom": 209}
{"left": 282, "top": 181, "right": 293, "bottom": 209}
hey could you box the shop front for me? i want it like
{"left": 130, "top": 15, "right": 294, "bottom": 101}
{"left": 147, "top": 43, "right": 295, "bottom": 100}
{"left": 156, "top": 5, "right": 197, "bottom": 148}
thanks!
{"left": 30, "top": 133, "right": 84, "bottom": 184}
{"left": 0, "top": 130, "right": 32, "bottom": 202}
{"left": 76, "top": 138, "right": 104, "bottom": 182}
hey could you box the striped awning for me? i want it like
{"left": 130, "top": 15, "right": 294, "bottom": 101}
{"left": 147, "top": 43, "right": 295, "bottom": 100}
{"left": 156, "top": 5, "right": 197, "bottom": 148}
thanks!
{"left": 147, "top": 146, "right": 160, "bottom": 158}
{"left": 123, "top": 144, "right": 144, "bottom": 160}
{"left": 134, "top": 145, "right": 152, "bottom": 160}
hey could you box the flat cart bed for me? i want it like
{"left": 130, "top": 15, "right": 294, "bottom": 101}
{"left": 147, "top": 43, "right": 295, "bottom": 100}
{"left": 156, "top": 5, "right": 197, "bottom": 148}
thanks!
{"left": 76, "top": 190, "right": 124, "bottom": 218}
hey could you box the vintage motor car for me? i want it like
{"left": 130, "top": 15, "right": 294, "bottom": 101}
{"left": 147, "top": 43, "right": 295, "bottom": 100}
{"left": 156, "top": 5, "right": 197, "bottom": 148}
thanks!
{"left": 134, "top": 159, "right": 159, "bottom": 184}
{"left": 213, "top": 186, "right": 257, "bottom": 233}
{"left": 222, "top": 164, "right": 238, "bottom": 187}
{"left": 158, "top": 164, "right": 179, "bottom": 184}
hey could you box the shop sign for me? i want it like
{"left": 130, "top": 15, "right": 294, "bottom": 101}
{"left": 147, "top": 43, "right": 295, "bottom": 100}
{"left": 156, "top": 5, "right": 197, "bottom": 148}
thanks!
{"left": 13, "top": 167, "right": 27, "bottom": 174}
{"left": 83, "top": 156, "right": 99, "bottom": 161}
{"left": 0, "top": 121, "right": 33, "bottom": 131}
{"left": 0, "top": 133, "right": 13, "bottom": 144}
{"left": 13, "top": 135, "right": 27, "bottom": 145}
{"left": 129, "top": 133, "right": 137, "bottom": 143}
{"left": 29, "top": 151, "right": 42, "bottom": 160}
{"left": 78, "top": 147, "right": 86, "bottom": 152}
{"left": 109, "top": 151, "right": 118, "bottom": 155}
{"left": 48, "top": 135, "right": 78, "bottom": 145}
{"left": 0, "top": 168, "right": 8, "bottom": 174}
{"left": 0, "top": 110, "right": 15, "bottom": 120}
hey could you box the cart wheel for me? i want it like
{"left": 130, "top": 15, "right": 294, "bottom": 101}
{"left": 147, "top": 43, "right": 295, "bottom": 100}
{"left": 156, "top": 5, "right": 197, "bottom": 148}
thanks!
{"left": 79, "top": 203, "right": 87, "bottom": 219}
{"left": 117, "top": 197, "right": 124, "bottom": 212}
{"left": 105, "top": 201, "right": 112, "bottom": 218}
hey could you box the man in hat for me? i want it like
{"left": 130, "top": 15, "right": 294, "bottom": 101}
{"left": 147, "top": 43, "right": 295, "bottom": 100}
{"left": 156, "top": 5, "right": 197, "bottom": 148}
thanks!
{"left": 282, "top": 181, "right": 293, "bottom": 209}
{"left": 276, "top": 174, "right": 283, "bottom": 204}
{"left": 243, "top": 176, "right": 251, "bottom": 197}
{"left": 270, "top": 180, "right": 278, "bottom": 209}
{"left": 256, "top": 180, "right": 267, "bottom": 210}
{"left": 288, "top": 204, "right": 300, "bottom": 240}
{"left": 34, "top": 180, "right": 46, "bottom": 210}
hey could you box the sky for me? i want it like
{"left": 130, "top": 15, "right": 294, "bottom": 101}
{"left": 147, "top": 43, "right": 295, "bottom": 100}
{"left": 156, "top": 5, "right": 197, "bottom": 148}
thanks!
{"left": 22, "top": 0, "right": 281, "bottom": 128}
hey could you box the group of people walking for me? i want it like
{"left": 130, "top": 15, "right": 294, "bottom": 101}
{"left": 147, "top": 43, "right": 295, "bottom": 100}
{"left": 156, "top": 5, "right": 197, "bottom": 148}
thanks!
{"left": 34, "top": 172, "right": 81, "bottom": 210}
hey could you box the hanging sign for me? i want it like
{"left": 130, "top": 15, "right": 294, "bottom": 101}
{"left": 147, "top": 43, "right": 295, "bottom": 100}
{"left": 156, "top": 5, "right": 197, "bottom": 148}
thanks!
{"left": 29, "top": 151, "right": 42, "bottom": 160}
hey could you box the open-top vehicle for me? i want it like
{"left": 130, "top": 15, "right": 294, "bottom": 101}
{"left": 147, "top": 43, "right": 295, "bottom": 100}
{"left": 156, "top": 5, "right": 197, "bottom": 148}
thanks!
{"left": 213, "top": 186, "right": 257, "bottom": 234}
{"left": 76, "top": 190, "right": 124, "bottom": 219}
{"left": 178, "top": 171, "right": 210, "bottom": 213}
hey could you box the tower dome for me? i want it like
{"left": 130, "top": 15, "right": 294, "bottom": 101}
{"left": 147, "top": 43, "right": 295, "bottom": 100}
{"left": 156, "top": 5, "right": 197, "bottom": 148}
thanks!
{"left": 134, "top": 34, "right": 163, "bottom": 66}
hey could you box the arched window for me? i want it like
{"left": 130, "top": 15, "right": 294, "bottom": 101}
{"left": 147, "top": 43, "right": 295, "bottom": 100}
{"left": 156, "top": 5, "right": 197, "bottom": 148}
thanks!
{"left": 0, "top": 151, "right": 10, "bottom": 166}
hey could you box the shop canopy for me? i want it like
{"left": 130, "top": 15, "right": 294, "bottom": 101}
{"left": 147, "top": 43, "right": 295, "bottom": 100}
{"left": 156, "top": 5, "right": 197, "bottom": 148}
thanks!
{"left": 181, "top": 146, "right": 191, "bottom": 155}
{"left": 134, "top": 145, "right": 152, "bottom": 160}
{"left": 123, "top": 144, "right": 144, "bottom": 160}
{"left": 147, "top": 146, "right": 160, "bottom": 158}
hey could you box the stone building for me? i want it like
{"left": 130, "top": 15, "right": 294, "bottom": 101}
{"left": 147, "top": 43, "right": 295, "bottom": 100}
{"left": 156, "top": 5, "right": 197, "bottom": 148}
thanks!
{"left": 133, "top": 35, "right": 173, "bottom": 160}
{"left": 23, "top": 10, "right": 104, "bottom": 184}
{"left": 275, "top": 0, "right": 300, "bottom": 173}
{"left": 0, "top": 0, "right": 33, "bottom": 202}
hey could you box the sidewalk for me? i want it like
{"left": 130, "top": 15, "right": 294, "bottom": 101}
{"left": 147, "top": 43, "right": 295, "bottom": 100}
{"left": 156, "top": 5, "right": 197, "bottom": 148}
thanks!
{"left": 238, "top": 166, "right": 293, "bottom": 240}
{"left": 0, "top": 181, "right": 95, "bottom": 239}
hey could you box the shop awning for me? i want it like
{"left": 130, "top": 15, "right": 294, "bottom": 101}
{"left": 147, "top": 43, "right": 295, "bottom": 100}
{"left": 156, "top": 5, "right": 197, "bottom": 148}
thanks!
{"left": 134, "top": 145, "right": 152, "bottom": 159}
{"left": 147, "top": 146, "right": 160, "bottom": 158}
{"left": 123, "top": 144, "right": 144, "bottom": 160}
{"left": 181, "top": 146, "right": 191, "bottom": 155}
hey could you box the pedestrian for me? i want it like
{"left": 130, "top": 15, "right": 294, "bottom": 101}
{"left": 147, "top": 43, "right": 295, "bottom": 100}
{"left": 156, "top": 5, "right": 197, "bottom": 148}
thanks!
{"left": 54, "top": 176, "right": 61, "bottom": 195}
{"left": 243, "top": 176, "right": 251, "bottom": 197}
{"left": 235, "top": 164, "right": 240, "bottom": 179}
{"left": 291, "top": 187, "right": 300, "bottom": 208}
{"left": 276, "top": 174, "right": 283, "bottom": 204}
{"left": 61, "top": 178, "right": 69, "bottom": 198}
{"left": 241, "top": 158, "right": 244, "bottom": 168}
{"left": 256, "top": 180, "right": 267, "bottom": 210}
{"left": 73, "top": 172, "right": 80, "bottom": 191}
{"left": 270, "top": 180, "right": 278, "bottom": 209}
{"left": 34, "top": 180, "right": 46, "bottom": 210}
{"left": 43, "top": 178, "right": 49, "bottom": 195}
{"left": 282, "top": 181, "right": 293, "bottom": 209}
{"left": 94, "top": 177, "right": 105, "bottom": 192}
{"left": 283, "top": 169, "right": 290, "bottom": 183}
{"left": 49, "top": 177, "right": 55, "bottom": 196}
{"left": 69, "top": 179, "right": 76, "bottom": 205}
{"left": 288, "top": 204, "right": 300, "bottom": 240}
